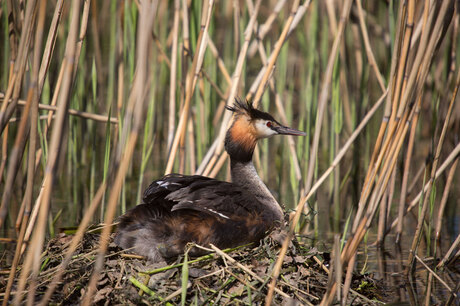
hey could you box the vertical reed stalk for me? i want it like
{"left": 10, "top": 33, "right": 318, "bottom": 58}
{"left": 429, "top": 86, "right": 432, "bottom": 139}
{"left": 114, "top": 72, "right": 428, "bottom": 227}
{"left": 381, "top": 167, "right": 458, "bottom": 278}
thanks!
{"left": 13, "top": 0, "right": 82, "bottom": 303}
{"left": 82, "top": 1, "right": 158, "bottom": 304}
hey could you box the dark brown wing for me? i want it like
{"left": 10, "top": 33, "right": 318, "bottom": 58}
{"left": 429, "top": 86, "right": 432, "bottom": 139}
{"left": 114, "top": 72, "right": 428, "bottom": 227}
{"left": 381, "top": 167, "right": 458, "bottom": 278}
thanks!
{"left": 142, "top": 174, "right": 260, "bottom": 220}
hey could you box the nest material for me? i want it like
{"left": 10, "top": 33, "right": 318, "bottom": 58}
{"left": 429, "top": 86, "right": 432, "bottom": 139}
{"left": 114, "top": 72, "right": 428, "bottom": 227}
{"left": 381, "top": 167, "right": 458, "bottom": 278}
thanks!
{"left": 3, "top": 231, "right": 386, "bottom": 305}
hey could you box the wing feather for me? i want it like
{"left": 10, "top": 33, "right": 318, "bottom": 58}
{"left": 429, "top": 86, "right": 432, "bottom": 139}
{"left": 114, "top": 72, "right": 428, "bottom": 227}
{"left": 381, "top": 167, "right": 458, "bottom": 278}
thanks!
{"left": 142, "top": 174, "right": 259, "bottom": 219}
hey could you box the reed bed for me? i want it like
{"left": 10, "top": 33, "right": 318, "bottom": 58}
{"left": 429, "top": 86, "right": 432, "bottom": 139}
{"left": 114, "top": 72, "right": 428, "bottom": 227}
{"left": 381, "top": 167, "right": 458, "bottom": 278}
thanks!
{"left": 0, "top": 0, "right": 459, "bottom": 304}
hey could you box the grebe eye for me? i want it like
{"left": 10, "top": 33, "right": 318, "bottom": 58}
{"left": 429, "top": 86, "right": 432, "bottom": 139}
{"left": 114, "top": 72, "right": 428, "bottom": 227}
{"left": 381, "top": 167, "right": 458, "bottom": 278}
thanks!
{"left": 266, "top": 121, "right": 272, "bottom": 128}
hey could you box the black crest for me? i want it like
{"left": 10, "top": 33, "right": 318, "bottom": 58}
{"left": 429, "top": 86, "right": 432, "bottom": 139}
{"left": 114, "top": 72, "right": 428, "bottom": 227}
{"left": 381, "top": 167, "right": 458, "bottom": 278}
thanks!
{"left": 226, "top": 98, "right": 276, "bottom": 122}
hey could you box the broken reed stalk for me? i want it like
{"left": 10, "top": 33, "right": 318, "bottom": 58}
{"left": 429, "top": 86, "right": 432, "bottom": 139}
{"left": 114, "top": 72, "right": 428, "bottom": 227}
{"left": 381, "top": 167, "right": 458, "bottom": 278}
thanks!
{"left": 0, "top": 95, "right": 118, "bottom": 123}
{"left": 82, "top": 1, "right": 158, "bottom": 304}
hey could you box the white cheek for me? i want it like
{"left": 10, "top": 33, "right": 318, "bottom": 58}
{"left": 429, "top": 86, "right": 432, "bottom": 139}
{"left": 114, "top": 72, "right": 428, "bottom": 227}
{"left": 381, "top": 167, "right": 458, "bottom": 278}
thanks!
{"left": 254, "top": 120, "right": 277, "bottom": 138}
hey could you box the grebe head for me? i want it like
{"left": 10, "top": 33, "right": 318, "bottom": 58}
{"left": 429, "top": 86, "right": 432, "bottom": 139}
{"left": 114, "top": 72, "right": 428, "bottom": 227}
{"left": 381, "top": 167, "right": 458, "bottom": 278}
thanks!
{"left": 225, "top": 99, "right": 305, "bottom": 162}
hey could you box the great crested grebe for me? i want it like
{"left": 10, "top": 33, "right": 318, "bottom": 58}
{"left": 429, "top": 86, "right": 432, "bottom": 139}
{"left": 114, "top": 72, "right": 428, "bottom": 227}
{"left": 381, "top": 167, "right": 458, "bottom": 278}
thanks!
{"left": 114, "top": 99, "right": 305, "bottom": 261}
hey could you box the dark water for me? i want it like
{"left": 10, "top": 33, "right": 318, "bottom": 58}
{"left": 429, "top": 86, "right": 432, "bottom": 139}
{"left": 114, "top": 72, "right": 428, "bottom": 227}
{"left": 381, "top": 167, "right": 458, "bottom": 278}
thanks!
{"left": 308, "top": 227, "right": 460, "bottom": 305}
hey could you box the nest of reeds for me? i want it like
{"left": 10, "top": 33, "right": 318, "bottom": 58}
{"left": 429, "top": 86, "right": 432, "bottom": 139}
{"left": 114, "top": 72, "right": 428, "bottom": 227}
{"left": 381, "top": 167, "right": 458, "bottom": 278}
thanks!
{"left": 5, "top": 230, "right": 388, "bottom": 305}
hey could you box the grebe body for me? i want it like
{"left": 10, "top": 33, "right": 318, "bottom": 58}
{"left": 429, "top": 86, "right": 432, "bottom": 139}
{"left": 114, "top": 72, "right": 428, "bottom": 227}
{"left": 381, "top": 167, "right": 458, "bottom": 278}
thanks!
{"left": 115, "top": 99, "right": 305, "bottom": 261}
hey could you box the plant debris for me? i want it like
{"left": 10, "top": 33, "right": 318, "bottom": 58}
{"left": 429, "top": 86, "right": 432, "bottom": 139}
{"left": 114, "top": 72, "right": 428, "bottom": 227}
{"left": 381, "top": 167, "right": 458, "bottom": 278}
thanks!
{"left": 0, "top": 230, "right": 389, "bottom": 305}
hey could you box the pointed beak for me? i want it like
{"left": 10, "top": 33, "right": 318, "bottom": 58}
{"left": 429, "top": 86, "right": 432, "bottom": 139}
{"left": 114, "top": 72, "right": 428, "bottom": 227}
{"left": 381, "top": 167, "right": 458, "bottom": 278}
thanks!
{"left": 274, "top": 125, "right": 306, "bottom": 136}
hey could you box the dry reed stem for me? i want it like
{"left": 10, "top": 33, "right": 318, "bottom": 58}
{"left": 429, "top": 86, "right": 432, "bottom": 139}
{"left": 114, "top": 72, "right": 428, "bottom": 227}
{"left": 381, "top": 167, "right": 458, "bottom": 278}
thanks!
{"left": 396, "top": 98, "right": 421, "bottom": 242}
{"left": 0, "top": 73, "right": 17, "bottom": 121}
{"left": 1, "top": 0, "right": 46, "bottom": 302}
{"left": 0, "top": 125, "right": 7, "bottom": 189}
{"left": 434, "top": 156, "right": 458, "bottom": 242}
{"left": 165, "top": 0, "right": 215, "bottom": 174}
{"left": 341, "top": 107, "right": 412, "bottom": 302}
{"left": 355, "top": 0, "right": 386, "bottom": 92}
{"left": 353, "top": 0, "right": 406, "bottom": 232}
{"left": 332, "top": 235, "right": 341, "bottom": 302}
{"left": 209, "top": 244, "right": 290, "bottom": 299}
{"left": 0, "top": 0, "right": 36, "bottom": 133}
{"left": 437, "top": 233, "right": 460, "bottom": 269}
{"left": 0, "top": 90, "right": 31, "bottom": 228}
{"left": 388, "top": 141, "right": 460, "bottom": 233}
{"left": 37, "top": 0, "right": 64, "bottom": 96}
{"left": 415, "top": 254, "right": 456, "bottom": 297}
{"left": 398, "top": 1, "right": 447, "bottom": 118}
{"left": 247, "top": 0, "right": 286, "bottom": 57}
{"left": 39, "top": 183, "right": 106, "bottom": 305}
{"left": 206, "top": 36, "right": 232, "bottom": 85}
{"left": 197, "top": 0, "right": 262, "bottom": 175}
{"left": 82, "top": 1, "right": 157, "bottom": 304}
{"left": 407, "top": 65, "right": 459, "bottom": 272}
{"left": 0, "top": 0, "right": 39, "bottom": 227}
{"left": 256, "top": 43, "right": 303, "bottom": 181}
{"left": 340, "top": 252, "right": 356, "bottom": 306}
{"left": 265, "top": 90, "right": 387, "bottom": 305}
{"left": 354, "top": 1, "right": 449, "bottom": 246}
{"left": 303, "top": 0, "right": 352, "bottom": 193}
{"left": 19, "top": 185, "right": 43, "bottom": 256}
{"left": 0, "top": 95, "right": 118, "bottom": 123}
{"left": 167, "top": 0, "right": 180, "bottom": 151}
{"left": 251, "top": 0, "right": 299, "bottom": 106}
{"left": 13, "top": 0, "right": 82, "bottom": 303}
{"left": 202, "top": 0, "right": 308, "bottom": 179}
{"left": 366, "top": 109, "right": 411, "bottom": 217}
{"left": 180, "top": 0, "right": 190, "bottom": 60}
{"left": 391, "top": 0, "right": 415, "bottom": 121}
